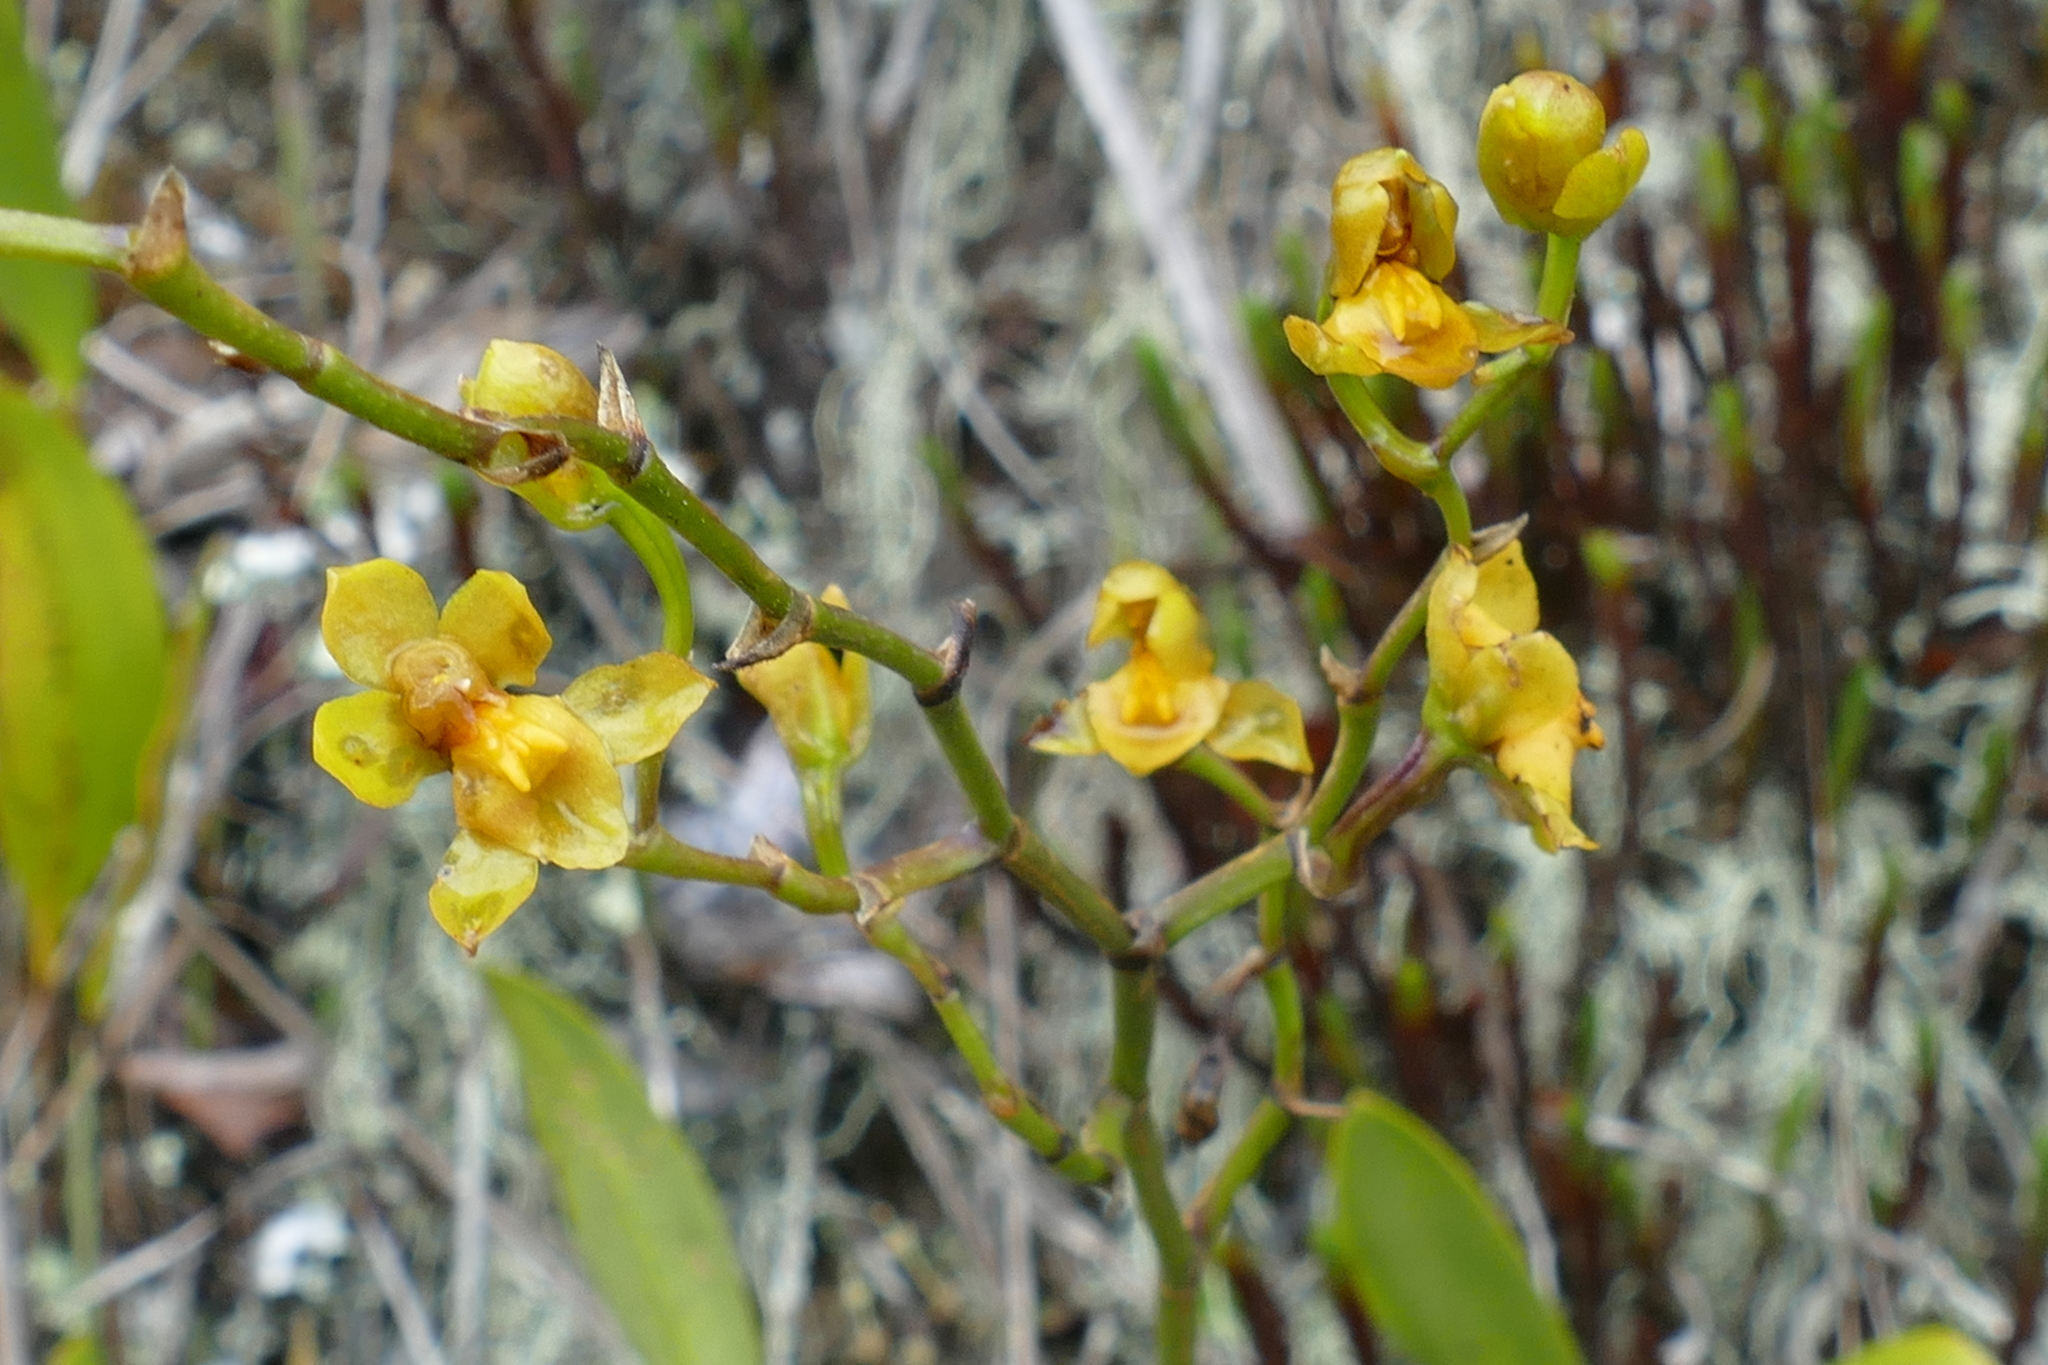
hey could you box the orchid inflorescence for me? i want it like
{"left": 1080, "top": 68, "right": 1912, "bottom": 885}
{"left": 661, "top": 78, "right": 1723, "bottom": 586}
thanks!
{"left": 304, "top": 69, "right": 1640, "bottom": 965}
{"left": 270, "top": 66, "right": 1645, "bottom": 1365}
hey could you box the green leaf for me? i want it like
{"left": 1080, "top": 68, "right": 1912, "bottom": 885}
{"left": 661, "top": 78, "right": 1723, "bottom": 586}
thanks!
{"left": 0, "top": 0, "right": 94, "bottom": 391}
{"left": 43, "top": 1334, "right": 108, "bottom": 1365}
{"left": 0, "top": 381, "right": 166, "bottom": 979}
{"left": 1830, "top": 1326, "right": 1999, "bottom": 1365}
{"left": 486, "top": 970, "right": 762, "bottom": 1365}
{"left": 1327, "top": 1091, "right": 1585, "bottom": 1365}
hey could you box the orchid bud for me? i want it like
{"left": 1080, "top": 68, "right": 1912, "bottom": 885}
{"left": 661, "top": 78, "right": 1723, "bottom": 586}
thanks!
{"left": 1476, "top": 71, "right": 1648, "bottom": 238}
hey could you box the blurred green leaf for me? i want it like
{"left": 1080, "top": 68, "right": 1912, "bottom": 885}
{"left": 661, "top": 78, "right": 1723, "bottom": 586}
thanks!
{"left": 486, "top": 970, "right": 762, "bottom": 1365}
{"left": 1829, "top": 1326, "right": 1997, "bottom": 1365}
{"left": 43, "top": 1334, "right": 107, "bottom": 1365}
{"left": 0, "top": 0, "right": 93, "bottom": 391}
{"left": 0, "top": 380, "right": 166, "bottom": 980}
{"left": 1327, "top": 1091, "right": 1585, "bottom": 1365}
{"left": 1826, "top": 658, "right": 1879, "bottom": 814}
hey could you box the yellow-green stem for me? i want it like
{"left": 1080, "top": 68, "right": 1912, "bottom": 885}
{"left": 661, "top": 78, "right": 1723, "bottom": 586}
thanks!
{"left": 1432, "top": 232, "right": 1582, "bottom": 462}
{"left": 1111, "top": 966, "right": 1199, "bottom": 1365}
{"left": 797, "top": 766, "right": 851, "bottom": 878}
{"left": 863, "top": 917, "right": 1112, "bottom": 1185}
{"left": 1185, "top": 1099, "right": 1290, "bottom": 1244}
{"left": 1325, "top": 373, "right": 1436, "bottom": 484}
{"left": 1156, "top": 836, "right": 1293, "bottom": 948}
{"left": 1175, "top": 746, "right": 1276, "bottom": 827}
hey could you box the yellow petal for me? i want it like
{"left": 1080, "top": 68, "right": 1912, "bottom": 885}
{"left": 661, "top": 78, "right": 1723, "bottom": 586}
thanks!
{"left": 1284, "top": 313, "right": 1386, "bottom": 379}
{"left": 438, "top": 570, "right": 553, "bottom": 688}
{"left": 562, "top": 652, "right": 715, "bottom": 764}
{"left": 1550, "top": 128, "right": 1650, "bottom": 232}
{"left": 1425, "top": 548, "right": 1500, "bottom": 689}
{"left": 1140, "top": 583, "right": 1214, "bottom": 680}
{"left": 429, "top": 831, "right": 540, "bottom": 954}
{"left": 740, "top": 642, "right": 846, "bottom": 771}
{"left": 1208, "top": 680, "right": 1313, "bottom": 772}
{"left": 1408, "top": 174, "right": 1461, "bottom": 282}
{"left": 1470, "top": 540, "right": 1540, "bottom": 636}
{"left": 1319, "top": 265, "right": 1484, "bottom": 389}
{"left": 1086, "top": 674, "right": 1229, "bottom": 777}
{"left": 820, "top": 585, "right": 872, "bottom": 761}
{"left": 1476, "top": 72, "right": 1610, "bottom": 233}
{"left": 1457, "top": 631, "right": 1584, "bottom": 747}
{"left": 453, "top": 695, "right": 629, "bottom": 868}
{"left": 837, "top": 647, "right": 872, "bottom": 761}
{"left": 1464, "top": 303, "right": 1573, "bottom": 356}
{"left": 1330, "top": 159, "right": 1395, "bottom": 294}
{"left": 322, "top": 560, "right": 439, "bottom": 689}
{"left": 1494, "top": 718, "right": 1599, "bottom": 852}
{"left": 1028, "top": 697, "right": 1102, "bottom": 756}
{"left": 311, "top": 691, "right": 449, "bottom": 807}
{"left": 1088, "top": 562, "right": 1184, "bottom": 645}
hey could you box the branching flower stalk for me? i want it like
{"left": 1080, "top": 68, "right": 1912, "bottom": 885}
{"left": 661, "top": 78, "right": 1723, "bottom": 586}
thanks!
{"left": 0, "top": 71, "right": 1643, "bottom": 1359}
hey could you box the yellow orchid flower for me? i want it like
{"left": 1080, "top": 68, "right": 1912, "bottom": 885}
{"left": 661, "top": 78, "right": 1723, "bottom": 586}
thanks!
{"left": 1476, "top": 71, "right": 1649, "bottom": 238}
{"left": 737, "top": 585, "right": 872, "bottom": 775}
{"left": 311, "top": 559, "right": 713, "bottom": 952}
{"left": 1421, "top": 541, "right": 1603, "bottom": 852}
{"left": 1032, "top": 562, "right": 1312, "bottom": 778}
{"left": 1284, "top": 149, "right": 1569, "bottom": 389}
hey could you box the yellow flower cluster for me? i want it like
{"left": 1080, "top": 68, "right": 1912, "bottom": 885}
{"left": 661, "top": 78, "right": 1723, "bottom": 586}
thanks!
{"left": 312, "top": 560, "right": 711, "bottom": 951}
{"left": 1032, "top": 562, "right": 1311, "bottom": 778}
{"left": 1284, "top": 150, "right": 1568, "bottom": 389}
{"left": 1422, "top": 541, "right": 1603, "bottom": 851}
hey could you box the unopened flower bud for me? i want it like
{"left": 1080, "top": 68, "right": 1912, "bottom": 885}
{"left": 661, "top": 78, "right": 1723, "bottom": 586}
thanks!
{"left": 460, "top": 340, "right": 599, "bottom": 420}
{"left": 1476, "top": 71, "right": 1648, "bottom": 238}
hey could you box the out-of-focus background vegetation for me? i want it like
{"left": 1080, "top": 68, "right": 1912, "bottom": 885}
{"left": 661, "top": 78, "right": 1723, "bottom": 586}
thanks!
{"left": 4, "top": 0, "right": 2048, "bottom": 1362}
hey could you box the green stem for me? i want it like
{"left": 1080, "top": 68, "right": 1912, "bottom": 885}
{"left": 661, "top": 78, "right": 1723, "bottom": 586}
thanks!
{"left": 1303, "top": 699, "right": 1381, "bottom": 840}
{"left": 1325, "top": 735, "right": 1452, "bottom": 872}
{"left": 1005, "top": 821, "right": 1133, "bottom": 955}
{"left": 1325, "top": 373, "right": 1437, "bottom": 484}
{"left": 1110, "top": 966, "right": 1199, "bottom": 1365}
{"left": 1432, "top": 233, "right": 1582, "bottom": 463}
{"left": 0, "top": 208, "right": 127, "bottom": 270}
{"left": 1419, "top": 464, "right": 1472, "bottom": 549}
{"left": 862, "top": 917, "right": 1112, "bottom": 1185}
{"left": 1299, "top": 552, "right": 1443, "bottom": 837}
{"left": 1156, "top": 836, "right": 1293, "bottom": 948}
{"left": 1314, "top": 989, "right": 1368, "bottom": 1086}
{"left": 1258, "top": 887, "right": 1304, "bottom": 1094}
{"left": 608, "top": 499, "right": 694, "bottom": 834}
{"left": 1185, "top": 1099, "right": 1290, "bottom": 1244}
{"left": 797, "top": 766, "right": 851, "bottom": 878}
{"left": 922, "top": 696, "right": 1015, "bottom": 842}
{"left": 611, "top": 499, "right": 694, "bottom": 655}
{"left": 624, "top": 829, "right": 856, "bottom": 915}
{"left": 1536, "top": 233, "right": 1583, "bottom": 325}
{"left": 1174, "top": 746, "right": 1275, "bottom": 827}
